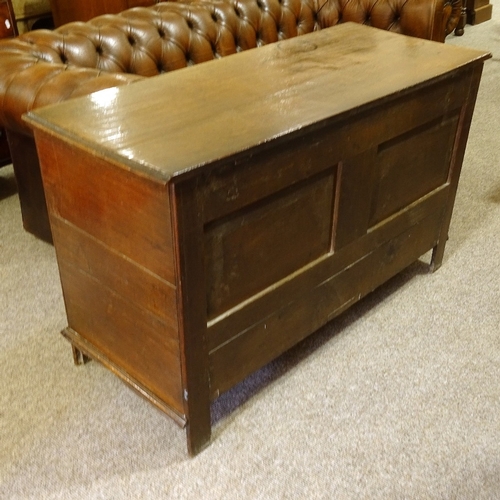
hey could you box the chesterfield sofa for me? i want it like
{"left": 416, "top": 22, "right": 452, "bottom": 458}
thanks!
{"left": 0, "top": 0, "right": 462, "bottom": 242}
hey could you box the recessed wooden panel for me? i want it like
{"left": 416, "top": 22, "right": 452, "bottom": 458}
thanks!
{"left": 38, "top": 134, "right": 175, "bottom": 283}
{"left": 333, "top": 151, "right": 377, "bottom": 250}
{"left": 369, "top": 114, "right": 460, "bottom": 227}
{"left": 60, "top": 261, "right": 184, "bottom": 414}
{"left": 207, "top": 185, "right": 450, "bottom": 352}
{"left": 203, "top": 136, "right": 340, "bottom": 223}
{"left": 205, "top": 170, "right": 335, "bottom": 319}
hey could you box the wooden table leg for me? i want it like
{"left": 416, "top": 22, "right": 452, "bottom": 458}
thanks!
{"left": 71, "top": 344, "right": 91, "bottom": 365}
{"left": 172, "top": 180, "right": 212, "bottom": 456}
{"left": 454, "top": 0, "right": 467, "bottom": 36}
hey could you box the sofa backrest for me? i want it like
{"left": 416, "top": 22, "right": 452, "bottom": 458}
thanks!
{"left": 4, "top": 0, "right": 445, "bottom": 76}
{"left": 10, "top": 0, "right": 318, "bottom": 76}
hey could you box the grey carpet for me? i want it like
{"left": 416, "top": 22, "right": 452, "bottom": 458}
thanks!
{"left": 1, "top": 5, "right": 500, "bottom": 498}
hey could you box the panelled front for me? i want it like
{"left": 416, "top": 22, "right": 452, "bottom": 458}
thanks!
{"left": 200, "top": 70, "right": 472, "bottom": 397}
{"left": 33, "top": 131, "right": 184, "bottom": 417}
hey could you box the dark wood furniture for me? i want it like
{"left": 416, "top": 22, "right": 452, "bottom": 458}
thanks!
{"left": 49, "top": 0, "right": 157, "bottom": 26}
{"left": 466, "top": 0, "right": 493, "bottom": 25}
{"left": 454, "top": 0, "right": 468, "bottom": 36}
{"left": 0, "top": 0, "right": 16, "bottom": 166}
{"left": 27, "top": 24, "right": 490, "bottom": 456}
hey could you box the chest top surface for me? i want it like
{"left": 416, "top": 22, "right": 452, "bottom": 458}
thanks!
{"left": 26, "top": 23, "right": 490, "bottom": 182}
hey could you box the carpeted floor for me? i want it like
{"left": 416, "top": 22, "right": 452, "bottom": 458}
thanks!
{"left": 1, "top": 5, "right": 499, "bottom": 498}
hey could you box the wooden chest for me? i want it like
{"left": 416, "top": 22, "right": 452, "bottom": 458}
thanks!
{"left": 26, "top": 24, "right": 490, "bottom": 455}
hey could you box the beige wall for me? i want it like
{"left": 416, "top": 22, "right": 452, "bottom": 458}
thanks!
{"left": 12, "top": 0, "right": 52, "bottom": 33}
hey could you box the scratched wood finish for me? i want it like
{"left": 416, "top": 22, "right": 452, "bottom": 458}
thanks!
{"left": 26, "top": 24, "right": 490, "bottom": 455}
{"left": 33, "top": 132, "right": 184, "bottom": 418}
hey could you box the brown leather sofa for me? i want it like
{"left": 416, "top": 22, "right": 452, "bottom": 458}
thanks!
{"left": 0, "top": 0, "right": 462, "bottom": 242}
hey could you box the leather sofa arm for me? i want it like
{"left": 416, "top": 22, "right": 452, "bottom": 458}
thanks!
{"left": 0, "top": 40, "right": 143, "bottom": 134}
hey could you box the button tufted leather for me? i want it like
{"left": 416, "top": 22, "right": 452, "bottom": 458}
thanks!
{"left": 0, "top": 0, "right": 461, "bottom": 135}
